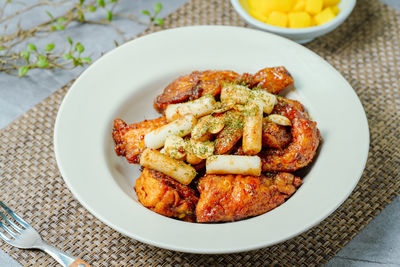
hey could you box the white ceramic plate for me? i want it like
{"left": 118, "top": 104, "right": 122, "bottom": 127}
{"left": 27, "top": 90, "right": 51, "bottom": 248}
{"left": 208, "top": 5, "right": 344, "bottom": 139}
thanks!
{"left": 54, "top": 26, "right": 369, "bottom": 254}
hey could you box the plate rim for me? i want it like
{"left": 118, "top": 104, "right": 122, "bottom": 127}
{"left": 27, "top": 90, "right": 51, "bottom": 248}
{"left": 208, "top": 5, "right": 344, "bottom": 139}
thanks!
{"left": 54, "top": 25, "right": 370, "bottom": 254}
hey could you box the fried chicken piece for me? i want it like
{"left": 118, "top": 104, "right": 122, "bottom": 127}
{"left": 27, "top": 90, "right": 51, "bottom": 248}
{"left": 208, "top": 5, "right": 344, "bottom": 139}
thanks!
{"left": 262, "top": 120, "right": 292, "bottom": 149}
{"left": 154, "top": 70, "right": 239, "bottom": 113}
{"left": 113, "top": 117, "right": 167, "bottom": 164}
{"left": 261, "top": 118, "right": 320, "bottom": 172}
{"left": 260, "top": 97, "right": 320, "bottom": 172}
{"left": 214, "top": 111, "right": 244, "bottom": 154}
{"left": 135, "top": 168, "right": 199, "bottom": 222}
{"left": 154, "top": 67, "right": 294, "bottom": 113}
{"left": 239, "top": 66, "right": 294, "bottom": 94}
{"left": 196, "top": 173, "right": 302, "bottom": 222}
{"left": 273, "top": 97, "right": 310, "bottom": 120}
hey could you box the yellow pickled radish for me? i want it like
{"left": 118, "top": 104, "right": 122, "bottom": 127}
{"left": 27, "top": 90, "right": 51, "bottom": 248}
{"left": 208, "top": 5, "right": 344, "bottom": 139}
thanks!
{"left": 292, "top": 0, "right": 306, "bottom": 11}
{"left": 305, "top": 0, "right": 323, "bottom": 15}
{"left": 249, "top": 10, "right": 269, "bottom": 22}
{"left": 314, "top": 7, "right": 336, "bottom": 25}
{"left": 331, "top": 5, "right": 340, "bottom": 15}
{"left": 267, "top": 11, "right": 288, "bottom": 27}
{"left": 245, "top": 0, "right": 340, "bottom": 28}
{"left": 274, "top": 0, "right": 296, "bottom": 13}
{"left": 247, "top": 0, "right": 268, "bottom": 13}
{"left": 323, "top": 0, "right": 340, "bottom": 6}
{"left": 288, "top": 12, "right": 311, "bottom": 28}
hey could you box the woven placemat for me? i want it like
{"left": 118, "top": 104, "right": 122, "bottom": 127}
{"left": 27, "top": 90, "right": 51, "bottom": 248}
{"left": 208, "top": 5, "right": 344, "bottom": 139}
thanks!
{"left": 1, "top": 0, "right": 399, "bottom": 266}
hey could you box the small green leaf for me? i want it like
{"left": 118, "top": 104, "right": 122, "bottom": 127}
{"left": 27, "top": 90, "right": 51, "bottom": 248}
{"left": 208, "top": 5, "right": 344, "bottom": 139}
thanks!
{"left": 45, "top": 11, "right": 54, "bottom": 20}
{"left": 154, "top": 3, "right": 162, "bottom": 14}
{"left": 55, "top": 25, "right": 65, "bottom": 31}
{"left": 36, "top": 55, "right": 49, "bottom": 68}
{"left": 63, "top": 53, "right": 73, "bottom": 60}
{"left": 86, "top": 5, "right": 96, "bottom": 12}
{"left": 113, "top": 40, "right": 119, "bottom": 47}
{"left": 107, "top": 10, "right": 113, "bottom": 21}
{"left": 0, "top": 46, "right": 6, "bottom": 50}
{"left": 97, "top": 0, "right": 105, "bottom": 7}
{"left": 18, "top": 66, "right": 29, "bottom": 77}
{"left": 75, "top": 42, "right": 84, "bottom": 53}
{"left": 72, "top": 58, "right": 81, "bottom": 66}
{"left": 109, "top": 0, "right": 117, "bottom": 2}
{"left": 154, "top": 18, "right": 164, "bottom": 25}
{"left": 141, "top": 10, "right": 151, "bottom": 16}
{"left": 20, "top": 51, "right": 30, "bottom": 61}
{"left": 50, "top": 25, "right": 56, "bottom": 31}
{"left": 44, "top": 43, "right": 55, "bottom": 51}
{"left": 66, "top": 36, "right": 73, "bottom": 45}
{"left": 81, "top": 57, "right": 92, "bottom": 63}
{"left": 56, "top": 17, "right": 67, "bottom": 24}
{"left": 27, "top": 43, "right": 37, "bottom": 51}
{"left": 79, "top": 0, "right": 85, "bottom": 4}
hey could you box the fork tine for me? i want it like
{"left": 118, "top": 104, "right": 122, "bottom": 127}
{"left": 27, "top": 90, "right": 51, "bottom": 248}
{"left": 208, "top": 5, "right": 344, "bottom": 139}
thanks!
{"left": 0, "top": 202, "right": 29, "bottom": 228}
{"left": 0, "top": 211, "right": 22, "bottom": 233}
{"left": 0, "top": 221, "right": 17, "bottom": 238}
{"left": 0, "top": 230, "right": 11, "bottom": 242}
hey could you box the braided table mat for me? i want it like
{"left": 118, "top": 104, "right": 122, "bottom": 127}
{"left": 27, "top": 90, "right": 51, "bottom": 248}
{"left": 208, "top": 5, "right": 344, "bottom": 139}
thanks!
{"left": 1, "top": 0, "right": 399, "bottom": 266}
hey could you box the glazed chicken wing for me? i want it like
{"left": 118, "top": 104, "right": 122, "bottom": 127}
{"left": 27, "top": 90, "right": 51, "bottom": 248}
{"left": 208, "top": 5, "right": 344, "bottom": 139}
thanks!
{"left": 248, "top": 66, "right": 294, "bottom": 94}
{"left": 196, "top": 173, "right": 302, "bottom": 222}
{"left": 154, "top": 70, "right": 239, "bottom": 113}
{"left": 262, "top": 120, "right": 292, "bottom": 149}
{"left": 136, "top": 168, "right": 199, "bottom": 221}
{"left": 154, "top": 67, "right": 294, "bottom": 113}
{"left": 260, "top": 98, "right": 320, "bottom": 172}
{"left": 113, "top": 117, "right": 167, "bottom": 164}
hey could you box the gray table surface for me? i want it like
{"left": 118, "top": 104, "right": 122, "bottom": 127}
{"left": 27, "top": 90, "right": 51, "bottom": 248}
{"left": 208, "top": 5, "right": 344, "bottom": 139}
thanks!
{"left": 1, "top": 0, "right": 399, "bottom": 266}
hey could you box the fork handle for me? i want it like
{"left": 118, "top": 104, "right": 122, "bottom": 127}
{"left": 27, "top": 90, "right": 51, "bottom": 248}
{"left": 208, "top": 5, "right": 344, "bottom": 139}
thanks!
{"left": 69, "top": 258, "right": 92, "bottom": 267}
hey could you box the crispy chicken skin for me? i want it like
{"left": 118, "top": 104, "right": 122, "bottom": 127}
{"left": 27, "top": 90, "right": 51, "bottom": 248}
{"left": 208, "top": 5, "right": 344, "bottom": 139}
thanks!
{"left": 250, "top": 66, "right": 294, "bottom": 94}
{"left": 113, "top": 117, "right": 167, "bottom": 164}
{"left": 262, "top": 120, "right": 292, "bottom": 149}
{"left": 260, "top": 98, "right": 320, "bottom": 172}
{"left": 154, "top": 70, "right": 239, "bottom": 113}
{"left": 136, "top": 168, "right": 199, "bottom": 221}
{"left": 196, "top": 173, "right": 302, "bottom": 222}
{"left": 237, "top": 66, "right": 294, "bottom": 94}
{"left": 154, "top": 67, "right": 294, "bottom": 113}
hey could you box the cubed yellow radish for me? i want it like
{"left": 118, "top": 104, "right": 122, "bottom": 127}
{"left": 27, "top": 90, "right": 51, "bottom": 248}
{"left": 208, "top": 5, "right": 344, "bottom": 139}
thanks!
{"left": 331, "top": 5, "right": 340, "bottom": 15}
{"left": 249, "top": 10, "right": 269, "bottom": 23}
{"left": 323, "top": 0, "right": 340, "bottom": 7}
{"left": 288, "top": 12, "right": 311, "bottom": 28}
{"left": 314, "top": 7, "right": 336, "bottom": 25}
{"left": 275, "top": 0, "right": 296, "bottom": 12}
{"left": 305, "top": 0, "right": 323, "bottom": 14}
{"left": 267, "top": 11, "right": 288, "bottom": 27}
{"left": 292, "top": 0, "right": 306, "bottom": 11}
{"left": 248, "top": 0, "right": 271, "bottom": 16}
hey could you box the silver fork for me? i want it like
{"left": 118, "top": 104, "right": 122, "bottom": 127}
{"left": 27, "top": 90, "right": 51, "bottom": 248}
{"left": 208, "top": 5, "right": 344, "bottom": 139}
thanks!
{"left": 0, "top": 201, "right": 92, "bottom": 267}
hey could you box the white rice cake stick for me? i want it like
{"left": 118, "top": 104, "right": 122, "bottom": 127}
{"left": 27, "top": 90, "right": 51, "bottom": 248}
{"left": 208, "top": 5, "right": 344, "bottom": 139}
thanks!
{"left": 206, "top": 155, "right": 261, "bottom": 176}
{"left": 242, "top": 101, "right": 263, "bottom": 155}
{"left": 165, "top": 95, "right": 216, "bottom": 122}
{"left": 144, "top": 114, "right": 196, "bottom": 149}
{"left": 252, "top": 89, "right": 277, "bottom": 114}
{"left": 140, "top": 148, "right": 197, "bottom": 185}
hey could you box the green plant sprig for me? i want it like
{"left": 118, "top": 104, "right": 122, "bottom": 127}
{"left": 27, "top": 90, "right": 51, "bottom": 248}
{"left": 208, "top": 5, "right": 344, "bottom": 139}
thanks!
{"left": 141, "top": 3, "right": 164, "bottom": 26}
{"left": 0, "top": 0, "right": 164, "bottom": 77}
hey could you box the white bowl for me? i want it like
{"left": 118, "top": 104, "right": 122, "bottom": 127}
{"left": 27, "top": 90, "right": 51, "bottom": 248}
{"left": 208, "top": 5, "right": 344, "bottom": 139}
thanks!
{"left": 230, "top": 0, "right": 356, "bottom": 43}
{"left": 54, "top": 26, "right": 369, "bottom": 254}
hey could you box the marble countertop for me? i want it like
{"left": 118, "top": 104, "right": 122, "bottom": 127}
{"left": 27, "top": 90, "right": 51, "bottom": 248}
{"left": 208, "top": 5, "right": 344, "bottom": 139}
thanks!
{"left": 1, "top": 0, "right": 399, "bottom": 266}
